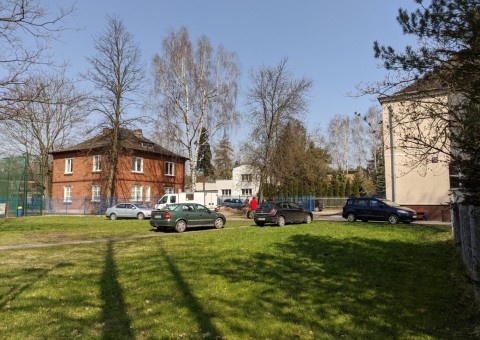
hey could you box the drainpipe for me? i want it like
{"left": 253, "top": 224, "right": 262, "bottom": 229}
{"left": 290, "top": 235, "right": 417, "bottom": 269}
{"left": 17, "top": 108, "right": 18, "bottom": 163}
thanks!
{"left": 388, "top": 106, "right": 396, "bottom": 202}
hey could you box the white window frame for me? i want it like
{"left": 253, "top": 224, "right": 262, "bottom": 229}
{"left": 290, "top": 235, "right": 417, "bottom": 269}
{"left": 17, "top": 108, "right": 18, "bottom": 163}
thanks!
{"left": 241, "top": 174, "right": 252, "bottom": 182}
{"left": 131, "top": 185, "right": 142, "bottom": 201}
{"left": 92, "top": 185, "right": 101, "bottom": 202}
{"left": 132, "top": 157, "right": 144, "bottom": 173}
{"left": 166, "top": 161, "right": 175, "bottom": 176}
{"left": 222, "top": 189, "right": 231, "bottom": 196}
{"left": 65, "top": 158, "right": 73, "bottom": 174}
{"left": 64, "top": 186, "right": 72, "bottom": 203}
{"left": 92, "top": 155, "right": 102, "bottom": 172}
{"left": 242, "top": 188, "right": 252, "bottom": 196}
{"left": 165, "top": 187, "right": 174, "bottom": 194}
{"left": 145, "top": 186, "right": 151, "bottom": 202}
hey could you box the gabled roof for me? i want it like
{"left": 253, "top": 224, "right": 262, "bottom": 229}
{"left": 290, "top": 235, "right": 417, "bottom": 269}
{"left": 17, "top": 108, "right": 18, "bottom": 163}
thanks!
{"left": 51, "top": 128, "right": 187, "bottom": 159}
{"left": 378, "top": 62, "right": 454, "bottom": 103}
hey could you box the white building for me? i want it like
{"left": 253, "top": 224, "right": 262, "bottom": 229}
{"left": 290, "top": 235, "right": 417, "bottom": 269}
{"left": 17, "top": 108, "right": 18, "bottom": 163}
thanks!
{"left": 196, "top": 165, "right": 260, "bottom": 199}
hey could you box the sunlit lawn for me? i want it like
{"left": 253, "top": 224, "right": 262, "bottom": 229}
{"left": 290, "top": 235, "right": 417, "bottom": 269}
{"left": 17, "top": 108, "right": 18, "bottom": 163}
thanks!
{"left": 0, "top": 216, "right": 478, "bottom": 339}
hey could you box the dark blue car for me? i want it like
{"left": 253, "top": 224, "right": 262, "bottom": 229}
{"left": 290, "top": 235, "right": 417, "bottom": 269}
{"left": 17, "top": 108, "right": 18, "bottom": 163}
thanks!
{"left": 342, "top": 197, "right": 417, "bottom": 224}
{"left": 221, "top": 198, "right": 244, "bottom": 209}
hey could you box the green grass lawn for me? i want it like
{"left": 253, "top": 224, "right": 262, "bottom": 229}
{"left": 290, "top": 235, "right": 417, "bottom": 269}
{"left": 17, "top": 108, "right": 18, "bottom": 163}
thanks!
{"left": 0, "top": 216, "right": 478, "bottom": 339}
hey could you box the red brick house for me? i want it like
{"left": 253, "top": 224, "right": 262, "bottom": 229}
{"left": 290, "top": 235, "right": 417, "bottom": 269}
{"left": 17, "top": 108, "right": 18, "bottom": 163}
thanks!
{"left": 50, "top": 128, "right": 187, "bottom": 209}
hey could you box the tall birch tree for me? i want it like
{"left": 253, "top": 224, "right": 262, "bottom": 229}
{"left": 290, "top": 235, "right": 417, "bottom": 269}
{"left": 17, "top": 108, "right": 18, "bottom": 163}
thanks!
{"left": 327, "top": 114, "right": 350, "bottom": 172}
{"left": 152, "top": 27, "right": 239, "bottom": 192}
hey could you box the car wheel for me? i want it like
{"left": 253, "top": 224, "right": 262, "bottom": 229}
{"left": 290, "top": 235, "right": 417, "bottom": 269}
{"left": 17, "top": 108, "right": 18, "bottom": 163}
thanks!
{"left": 137, "top": 213, "right": 145, "bottom": 220}
{"left": 347, "top": 213, "right": 356, "bottom": 222}
{"left": 305, "top": 214, "right": 312, "bottom": 224}
{"left": 214, "top": 217, "right": 224, "bottom": 229}
{"left": 277, "top": 216, "right": 285, "bottom": 227}
{"left": 175, "top": 220, "right": 187, "bottom": 233}
{"left": 388, "top": 214, "right": 399, "bottom": 224}
{"left": 110, "top": 213, "right": 117, "bottom": 221}
{"left": 256, "top": 222, "right": 265, "bottom": 227}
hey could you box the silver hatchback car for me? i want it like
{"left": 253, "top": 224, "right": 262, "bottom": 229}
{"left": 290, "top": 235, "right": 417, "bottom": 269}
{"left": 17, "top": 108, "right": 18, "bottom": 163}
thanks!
{"left": 105, "top": 203, "right": 153, "bottom": 220}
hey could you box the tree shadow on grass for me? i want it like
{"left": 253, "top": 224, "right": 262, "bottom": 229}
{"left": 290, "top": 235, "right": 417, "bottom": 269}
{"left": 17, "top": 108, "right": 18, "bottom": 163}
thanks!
{"left": 210, "top": 233, "right": 473, "bottom": 338}
{"left": 158, "top": 246, "right": 222, "bottom": 338}
{"left": 0, "top": 262, "right": 74, "bottom": 310}
{"left": 100, "top": 241, "right": 134, "bottom": 340}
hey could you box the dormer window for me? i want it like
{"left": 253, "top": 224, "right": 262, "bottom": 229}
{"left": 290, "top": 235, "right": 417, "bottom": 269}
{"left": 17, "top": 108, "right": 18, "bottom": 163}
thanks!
{"left": 141, "top": 142, "right": 153, "bottom": 149}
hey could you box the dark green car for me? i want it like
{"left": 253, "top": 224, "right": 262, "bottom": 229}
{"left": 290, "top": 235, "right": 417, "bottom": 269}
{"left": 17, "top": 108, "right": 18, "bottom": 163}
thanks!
{"left": 149, "top": 203, "right": 226, "bottom": 233}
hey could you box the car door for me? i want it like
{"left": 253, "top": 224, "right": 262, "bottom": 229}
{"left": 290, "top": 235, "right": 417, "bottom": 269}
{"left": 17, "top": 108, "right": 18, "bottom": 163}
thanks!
{"left": 355, "top": 199, "right": 369, "bottom": 219}
{"left": 193, "top": 204, "right": 214, "bottom": 226}
{"left": 368, "top": 199, "right": 386, "bottom": 220}
{"left": 123, "top": 204, "right": 136, "bottom": 218}
{"left": 279, "top": 202, "right": 295, "bottom": 223}
{"left": 115, "top": 204, "right": 126, "bottom": 217}
{"left": 289, "top": 202, "right": 304, "bottom": 222}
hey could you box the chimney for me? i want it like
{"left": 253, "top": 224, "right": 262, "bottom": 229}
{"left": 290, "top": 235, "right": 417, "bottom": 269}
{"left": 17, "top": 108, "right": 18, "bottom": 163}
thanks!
{"left": 133, "top": 129, "right": 143, "bottom": 138}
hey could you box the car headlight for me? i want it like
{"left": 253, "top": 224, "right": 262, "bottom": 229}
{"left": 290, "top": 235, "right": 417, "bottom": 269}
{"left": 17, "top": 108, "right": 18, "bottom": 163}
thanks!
{"left": 398, "top": 210, "right": 409, "bottom": 215}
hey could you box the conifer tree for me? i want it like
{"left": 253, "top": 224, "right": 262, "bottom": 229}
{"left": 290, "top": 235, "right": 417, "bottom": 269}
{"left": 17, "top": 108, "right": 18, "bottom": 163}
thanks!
{"left": 213, "top": 133, "right": 234, "bottom": 180}
{"left": 197, "top": 128, "right": 215, "bottom": 179}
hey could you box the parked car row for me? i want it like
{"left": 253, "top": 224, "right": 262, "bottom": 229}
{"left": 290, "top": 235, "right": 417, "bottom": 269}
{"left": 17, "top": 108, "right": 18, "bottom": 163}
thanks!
{"left": 105, "top": 196, "right": 419, "bottom": 233}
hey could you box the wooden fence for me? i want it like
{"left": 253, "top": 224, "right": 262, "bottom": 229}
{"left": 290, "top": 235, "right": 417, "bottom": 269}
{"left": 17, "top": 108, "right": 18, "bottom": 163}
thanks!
{"left": 451, "top": 204, "right": 480, "bottom": 303}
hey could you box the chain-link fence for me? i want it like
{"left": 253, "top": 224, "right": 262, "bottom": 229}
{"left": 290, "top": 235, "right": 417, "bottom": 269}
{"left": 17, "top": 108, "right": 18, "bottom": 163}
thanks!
{"left": 0, "top": 155, "right": 42, "bottom": 216}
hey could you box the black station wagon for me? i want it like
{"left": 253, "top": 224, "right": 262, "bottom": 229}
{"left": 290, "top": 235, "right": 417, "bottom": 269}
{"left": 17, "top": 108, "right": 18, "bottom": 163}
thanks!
{"left": 342, "top": 197, "right": 417, "bottom": 224}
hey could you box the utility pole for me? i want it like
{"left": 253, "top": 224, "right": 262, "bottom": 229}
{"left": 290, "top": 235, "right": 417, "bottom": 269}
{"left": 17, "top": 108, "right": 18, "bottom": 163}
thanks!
{"left": 388, "top": 106, "right": 396, "bottom": 202}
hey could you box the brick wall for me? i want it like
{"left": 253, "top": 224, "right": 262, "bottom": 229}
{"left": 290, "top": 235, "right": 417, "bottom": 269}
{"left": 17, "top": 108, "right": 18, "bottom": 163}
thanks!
{"left": 51, "top": 151, "right": 185, "bottom": 203}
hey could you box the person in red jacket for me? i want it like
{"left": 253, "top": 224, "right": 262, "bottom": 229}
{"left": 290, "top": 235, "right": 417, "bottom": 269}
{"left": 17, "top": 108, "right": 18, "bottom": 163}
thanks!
{"left": 247, "top": 196, "right": 258, "bottom": 219}
{"left": 250, "top": 196, "right": 258, "bottom": 211}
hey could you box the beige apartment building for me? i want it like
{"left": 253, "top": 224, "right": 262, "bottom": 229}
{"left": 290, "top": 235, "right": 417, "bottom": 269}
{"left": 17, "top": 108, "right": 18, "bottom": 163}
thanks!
{"left": 378, "top": 84, "right": 454, "bottom": 222}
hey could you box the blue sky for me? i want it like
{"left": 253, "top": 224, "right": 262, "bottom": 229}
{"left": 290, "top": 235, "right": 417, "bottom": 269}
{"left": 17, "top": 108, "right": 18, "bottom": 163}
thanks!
{"left": 52, "top": 0, "right": 419, "bottom": 143}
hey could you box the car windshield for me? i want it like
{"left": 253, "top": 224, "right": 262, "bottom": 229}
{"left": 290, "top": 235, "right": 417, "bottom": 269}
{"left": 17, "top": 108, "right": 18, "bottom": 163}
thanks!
{"left": 379, "top": 199, "right": 400, "bottom": 207}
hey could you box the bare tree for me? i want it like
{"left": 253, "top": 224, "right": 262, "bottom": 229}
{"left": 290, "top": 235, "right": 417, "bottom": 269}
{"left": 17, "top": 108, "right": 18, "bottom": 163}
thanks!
{"left": 245, "top": 58, "right": 312, "bottom": 202}
{"left": 362, "top": 106, "right": 383, "bottom": 171}
{"left": 0, "top": 70, "right": 89, "bottom": 197}
{"left": 350, "top": 113, "right": 367, "bottom": 169}
{"left": 152, "top": 27, "right": 239, "bottom": 192}
{"left": 85, "top": 15, "right": 145, "bottom": 200}
{"left": 327, "top": 114, "right": 350, "bottom": 172}
{"left": 0, "top": 0, "right": 74, "bottom": 120}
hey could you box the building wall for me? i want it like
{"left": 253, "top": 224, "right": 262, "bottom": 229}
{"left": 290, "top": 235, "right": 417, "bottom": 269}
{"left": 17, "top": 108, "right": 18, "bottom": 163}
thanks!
{"left": 51, "top": 151, "right": 185, "bottom": 205}
{"left": 194, "top": 165, "right": 260, "bottom": 198}
{"left": 232, "top": 165, "right": 260, "bottom": 197}
{"left": 381, "top": 95, "right": 452, "bottom": 221}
